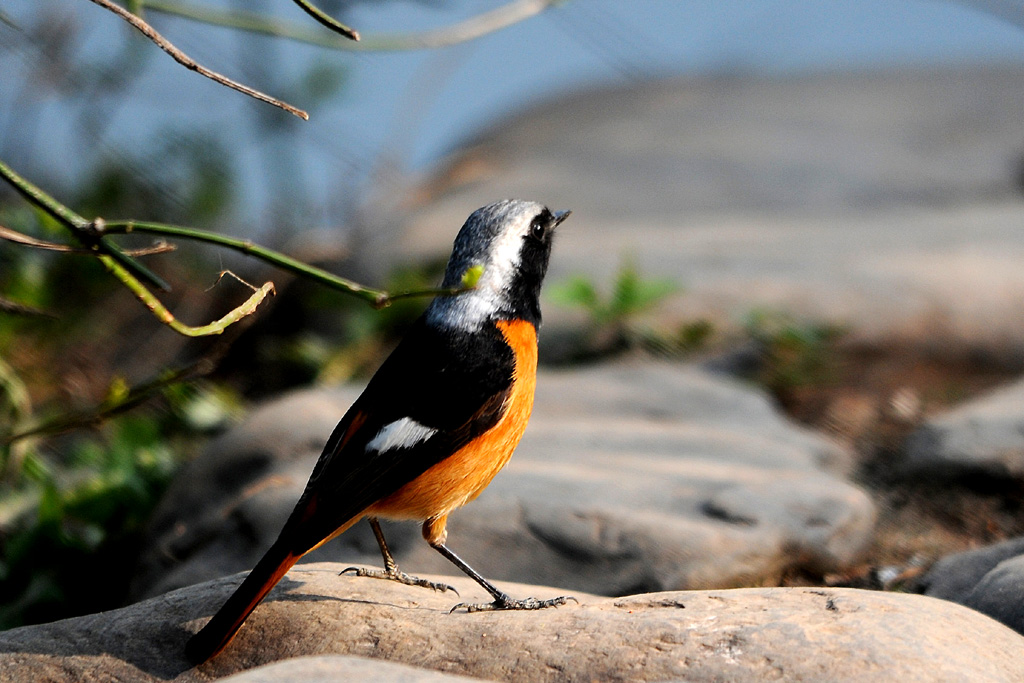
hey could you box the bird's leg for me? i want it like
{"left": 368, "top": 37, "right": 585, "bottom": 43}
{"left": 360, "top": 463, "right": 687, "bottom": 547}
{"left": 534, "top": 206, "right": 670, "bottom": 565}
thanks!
{"left": 422, "top": 516, "right": 576, "bottom": 613}
{"left": 341, "top": 517, "right": 458, "bottom": 594}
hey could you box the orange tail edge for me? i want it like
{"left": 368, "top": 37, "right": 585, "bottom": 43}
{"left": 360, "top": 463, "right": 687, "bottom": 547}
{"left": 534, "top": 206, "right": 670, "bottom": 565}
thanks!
{"left": 185, "top": 543, "right": 300, "bottom": 664}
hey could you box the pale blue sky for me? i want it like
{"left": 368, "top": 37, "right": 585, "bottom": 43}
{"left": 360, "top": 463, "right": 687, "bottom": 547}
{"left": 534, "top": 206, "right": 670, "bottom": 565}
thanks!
{"left": 3, "top": 1, "right": 1024, "bottom": 233}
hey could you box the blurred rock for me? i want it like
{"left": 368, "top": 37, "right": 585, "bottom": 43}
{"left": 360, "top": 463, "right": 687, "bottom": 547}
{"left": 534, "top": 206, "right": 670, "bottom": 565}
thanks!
{"left": 7, "top": 563, "right": 1024, "bottom": 682}
{"left": 961, "top": 555, "right": 1024, "bottom": 637}
{"left": 918, "top": 536, "right": 1024, "bottom": 603}
{"left": 903, "top": 378, "right": 1024, "bottom": 478}
{"left": 917, "top": 536, "right": 1024, "bottom": 635}
{"left": 131, "top": 362, "right": 874, "bottom": 601}
{"left": 398, "top": 66, "right": 1024, "bottom": 351}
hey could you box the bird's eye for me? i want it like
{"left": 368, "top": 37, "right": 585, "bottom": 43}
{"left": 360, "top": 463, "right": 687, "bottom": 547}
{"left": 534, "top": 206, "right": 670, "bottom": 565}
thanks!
{"left": 529, "top": 218, "right": 546, "bottom": 240}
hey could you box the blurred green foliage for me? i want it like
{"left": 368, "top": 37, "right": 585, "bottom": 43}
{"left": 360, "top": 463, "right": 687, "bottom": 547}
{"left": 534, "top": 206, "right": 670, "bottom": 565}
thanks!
{"left": 548, "top": 255, "right": 678, "bottom": 330}
{"left": 0, "top": 111, "right": 248, "bottom": 628}
{"left": 0, "top": 363, "right": 244, "bottom": 628}
{"left": 743, "top": 309, "right": 846, "bottom": 402}
{"left": 547, "top": 255, "right": 716, "bottom": 359}
{"left": 0, "top": 416, "right": 176, "bottom": 628}
{"left": 317, "top": 261, "right": 445, "bottom": 384}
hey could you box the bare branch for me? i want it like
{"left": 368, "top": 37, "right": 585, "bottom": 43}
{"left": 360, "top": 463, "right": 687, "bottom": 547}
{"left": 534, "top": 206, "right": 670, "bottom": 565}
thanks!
{"left": 4, "top": 355, "right": 220, "bottom": 444}
{"left": 0, "top": 158, "right": 469, "bottom": 337}
{"left": 102, "top": 219, "right": 389, "bottom": 307}
{"left": 140, "top": 0, "right": 564, "bottom": 52}
{"left": 0, "top": 159, "right": 171, "bottom": 291}
{"left": 290, "top": 0, "right": 359, "bottom": 41}
{"left": 0, "top": 224, "right": 174, "bottom": 256}
{"left": 99, "top": 251, "right": 276, "bottom": 336}
{"left": 0, "top": 295, "right": 57, "bottom": 320}
{"left": 362, "top": 0, "right": 564, "bottom": 50}
{"left": 102, "top": 220, "right": 478, "bottom": 309}
{"left": 0, "top": 157, "right": 275, "bottom": 336}
{"left": 87, "top": 0, "right": 309, "bottom": 120}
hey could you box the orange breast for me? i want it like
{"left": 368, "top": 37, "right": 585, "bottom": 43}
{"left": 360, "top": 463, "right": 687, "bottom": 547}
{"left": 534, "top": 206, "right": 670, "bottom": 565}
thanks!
{"left": 367, "top": 319, "right": 538, "bottom": 521}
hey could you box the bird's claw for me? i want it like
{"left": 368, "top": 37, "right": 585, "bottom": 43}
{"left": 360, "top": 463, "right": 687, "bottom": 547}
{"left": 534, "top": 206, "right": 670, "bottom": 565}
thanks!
{"left": 341, "top": 566, "right": 459, "bottom": 595}
{"left": 449, "top": 594, "right": 576, "bottom": 614}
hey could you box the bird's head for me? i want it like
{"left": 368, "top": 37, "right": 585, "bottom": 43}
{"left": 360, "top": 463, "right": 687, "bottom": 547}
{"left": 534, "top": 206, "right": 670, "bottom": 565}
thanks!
{"left": 427, "top": 199, "right": 571, "bottom": 331}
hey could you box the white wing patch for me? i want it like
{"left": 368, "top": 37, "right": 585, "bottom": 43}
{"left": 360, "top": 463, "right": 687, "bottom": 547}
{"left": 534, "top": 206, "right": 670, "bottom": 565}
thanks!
{"left": 366, "top": 417, "right": 437, "bottom": 454}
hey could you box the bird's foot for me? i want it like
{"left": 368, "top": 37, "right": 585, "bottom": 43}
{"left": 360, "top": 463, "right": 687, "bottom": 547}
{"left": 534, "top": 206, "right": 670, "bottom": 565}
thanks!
{"left": 341, "top": 566, "right": 459, "bottom": 595}
{"left": 450, "top": 594, "right": 577, "bottom": 614}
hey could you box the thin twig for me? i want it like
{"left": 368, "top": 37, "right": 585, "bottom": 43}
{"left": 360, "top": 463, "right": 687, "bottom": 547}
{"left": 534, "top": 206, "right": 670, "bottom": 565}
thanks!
{"left": 101, "top": 219, "right": 475, "bottom": 308}
{"left": 0, "top": 295, "right": 57, "bottom": 320}
{"left": 363, "top": 0, "right": 564, "bottom": 50}
{"left": 141, "top": 0, "right": 564, "bottom": 51}
{"left": 87, "top": 0, "right": 309, "bottom": 120}
{"left": 0, "top": 158, "right": 275, "bottom": 336}
{"left": 0, "top": 9, "right": 22, "bottom": 31}
{"left": 103, "top": 219, "right": 388, "bottom": 306}
{"left": 4, "top": 355, "right": 219, "bottom": 445}
{"left": 99, "top": 251, "right": 276, "bottom": 336}
{"left": 0, "top": 223, "right": 174, "bottom": 256}
{"left": 0, "top": 159, "right": 171, "bottom": 291}
{"left": 290, "top": 0, "right": 359, "bottom": 41}
{"left": 124, "top": 240, "right": 176, "bottom": 257}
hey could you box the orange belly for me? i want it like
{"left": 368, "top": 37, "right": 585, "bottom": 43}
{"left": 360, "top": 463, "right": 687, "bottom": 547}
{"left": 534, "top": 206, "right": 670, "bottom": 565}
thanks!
{"left": 367, "top": 319, "right": 537, "bottom": 521}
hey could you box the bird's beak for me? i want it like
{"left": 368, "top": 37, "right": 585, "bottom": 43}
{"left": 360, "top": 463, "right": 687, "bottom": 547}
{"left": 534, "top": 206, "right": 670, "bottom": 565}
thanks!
{"left": 552, "top": 209, "right": 572, "bottom": 229}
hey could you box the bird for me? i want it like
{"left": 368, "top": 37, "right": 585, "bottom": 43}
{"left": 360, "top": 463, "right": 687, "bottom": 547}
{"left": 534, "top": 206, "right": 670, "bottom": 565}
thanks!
{"left": 185, "top": 199, "right": 573, "bottom": 663}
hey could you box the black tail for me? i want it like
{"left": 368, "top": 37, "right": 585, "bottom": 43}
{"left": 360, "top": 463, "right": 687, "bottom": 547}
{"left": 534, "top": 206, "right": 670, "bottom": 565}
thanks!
{"left": 185, "top": 541, "right": 300, "bottom": 664}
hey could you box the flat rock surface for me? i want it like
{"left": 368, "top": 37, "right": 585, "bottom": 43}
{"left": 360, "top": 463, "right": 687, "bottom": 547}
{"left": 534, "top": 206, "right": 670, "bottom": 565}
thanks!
{"left": 396, "top": 66, "right": 1024, "bottom": 349}
{"left": 131, "top": 362, "right": 873, "bottom": 601}
{"left": 5, "top": 564, "right": 1024, "bottom": 682}
{"left": 903, "top": 377, "right": 1024, "bottom": 478}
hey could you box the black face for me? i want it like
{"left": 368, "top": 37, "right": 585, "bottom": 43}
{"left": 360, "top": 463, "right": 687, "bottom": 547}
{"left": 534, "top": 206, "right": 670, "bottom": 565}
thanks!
{"left": 506, "top": 208, "right": 564, "bottom": 326}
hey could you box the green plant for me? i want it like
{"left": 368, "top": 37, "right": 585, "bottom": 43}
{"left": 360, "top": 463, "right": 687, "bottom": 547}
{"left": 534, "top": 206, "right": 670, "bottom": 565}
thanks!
{"left": 0, "top": 345, "right": 243, "bottom": 628}
{"left": 0, "top": 413, "right": 179, "bottom": 628}
{"left": 743, "top": 309, "right": 846, "bottom": 403}
{"left": 548, "top": 256, "right": 678, "bottom": 342}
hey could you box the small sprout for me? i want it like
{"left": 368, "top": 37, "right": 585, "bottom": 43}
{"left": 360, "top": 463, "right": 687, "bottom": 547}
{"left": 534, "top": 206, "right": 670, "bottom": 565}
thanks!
{"left": 104, "top": 376, "right": 130, "bottom": 407}
{"left": 461, "top": 264, "right": 484, "bottom": 289}
{"left": 549, "top": 256, "right": 677, "bottom": 328}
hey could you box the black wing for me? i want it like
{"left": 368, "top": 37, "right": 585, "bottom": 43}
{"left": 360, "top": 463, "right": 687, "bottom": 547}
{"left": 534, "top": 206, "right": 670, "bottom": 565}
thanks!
{"left": 281, "top": 316, "right": 514, "bottom": 552}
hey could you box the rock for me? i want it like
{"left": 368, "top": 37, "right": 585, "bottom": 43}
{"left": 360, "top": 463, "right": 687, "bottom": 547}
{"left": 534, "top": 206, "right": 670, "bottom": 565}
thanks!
{"left": 917, "top": 536, "right": 1024, "bottom": 602}
{"left": 131, "top": 362, "right": 874, "bottom": 601}
{"left": 5, "top": 564, "right": 1024, "bottom": 682}
{"left": 961, "top": 554, "right": 1024, "bottom": 637}
{"left": 397, "top": 67, "right": 1024, "bottom": 350}
{"left": 220, "top": 655, "right": 488, "bottom": 682}
{"left": 903, "top": 378, "right": 1024, "bottom": 479}
{"left": 917, "top": 537, "right": 1024, "bottom": 636}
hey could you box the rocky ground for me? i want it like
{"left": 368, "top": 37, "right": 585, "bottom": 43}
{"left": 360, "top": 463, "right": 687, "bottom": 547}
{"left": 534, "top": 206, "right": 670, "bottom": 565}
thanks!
{"left": 5, "top": 564, "right": 1024, "bottom": 682}
{"left": 391, "top": 61, "right": 1024, "bottom": 630}
{"left": 6, "top": 64, "right": 1024, "bottom": 680}
{"left": 130, "top": 363, "right": 872, "bottom": 603}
